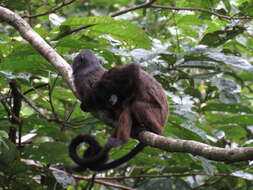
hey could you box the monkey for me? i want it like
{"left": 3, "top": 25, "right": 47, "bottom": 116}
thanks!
{"left": 69, "top": 50, "right": 145, "bottom": 171}
{"left": 69, "top": 50, "right": 168, "bottom": 171}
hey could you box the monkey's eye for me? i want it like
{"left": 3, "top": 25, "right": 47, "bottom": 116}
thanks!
{"left": 109, "top": 94, "right": 118, "bottom": 105}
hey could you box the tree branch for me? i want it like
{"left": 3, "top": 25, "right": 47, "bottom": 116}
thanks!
{"left": 21, "top": 159, "right": 133, "bottom": 190}
{"left": 22, "top": 0, "right": 77, "bottom": 18}
{"left": 93, "top": 173, "right": 248, "bottom": 181}
{"left": 111, "top": 0, "right": 158, "bottom": 17}
{"left": 150, "top": 5, "right": 252, "bottom": 20}
{"left": 0, "top": 6, "right": 78, "bottom": 97}
{"left": 111, "top": 0, "right": 252, "bottom": 20}
{"left": 139, "top": 131, "right": 253, "bottom": 162}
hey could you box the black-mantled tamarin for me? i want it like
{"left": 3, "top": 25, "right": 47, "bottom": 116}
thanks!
{"left": 69, "top": 50, "right": 168, "bottom": 171}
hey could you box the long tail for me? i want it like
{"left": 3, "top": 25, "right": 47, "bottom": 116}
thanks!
{"left": 90, "top": 143, "right": 146, "bottom": 171}
{"left": 69, "top": 134, "right": 146, "bottom": 171}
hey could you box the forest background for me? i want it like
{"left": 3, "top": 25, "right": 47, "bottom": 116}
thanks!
{"left": 1, "top": 0, "right": 253, "bottom": 189}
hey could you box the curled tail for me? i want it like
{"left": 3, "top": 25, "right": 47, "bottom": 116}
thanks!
{"left": 69, "top": 134, "right": 145, "bottom": 171}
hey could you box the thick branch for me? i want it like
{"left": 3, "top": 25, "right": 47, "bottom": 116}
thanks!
{"left": 0, "top": 6, "right": 77, "bottom": 97}
{"left": 139, "top": 131, "right": 253, "bottom": 162}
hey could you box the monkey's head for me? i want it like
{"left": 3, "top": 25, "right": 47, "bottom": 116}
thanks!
{"left": 72, "top": 50, "right": 104, "bottom": 73}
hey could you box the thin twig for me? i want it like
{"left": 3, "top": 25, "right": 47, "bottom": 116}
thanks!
{"left": 17, "top": 88, "right": 51, "bottom": 120}
{"left": 65, "top": 101, "right": 78, "bottom": 121}
{"left": 17, "top": 88, "right": 74, "bottom": 127}
{"left": 20, "top": 159, "right": 133, "bottom": 190}
{"left": 48, "top": 75, "right": 59, "bottom": 120}
{"left": 22, "top": 0, "right": 77, "bottom": 18}
{"left": 0, "top": 97, "right": 19, "bottom": 123}
{"left": 52, "top": 24, "right": 95, "bottom": 41}
{"left": 23, "top": 83, "right": 49, "bottom": 95}
{"left": 111, "top": 0, "right": 158, "bottom": 17}
{"left": 53, "top": 0, "right": 158, "bottom": 40}
{"left": 92, "top": 173, "right": 250, "bottom": 181}
{"left": 150, "top": 5, "right": 252, "bottom": 20}
{"left": 0, "top": 83, "right": 49, "bottom": 101}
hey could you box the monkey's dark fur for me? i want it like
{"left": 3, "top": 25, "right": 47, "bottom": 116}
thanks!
{"left": 69, "top": 50, "right": 168, "bottom": 171}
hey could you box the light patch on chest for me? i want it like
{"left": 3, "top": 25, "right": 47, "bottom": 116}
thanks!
{"left": 109, "top": 94, "right": 118, "bottom": 105}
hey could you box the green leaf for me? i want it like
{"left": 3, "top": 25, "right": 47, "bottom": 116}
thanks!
{"left": 167, "top": 120, "right": 207, "bottom": 142}
{"left": 0, "top": 139, "right": 19, "bottom": 170}
{"left": 205, "top": 51, "right": 253, "bottom": 72}
{"left": 23, "top": 142, "right": 68, "bottom": 163}
{"left": 1, "top": 43, "right": 54, "bottom": 74}
{"left": 56, "top": 37, "right": 104, "bottom": 49}
{"left": 139, "top": 179, "right": 173, "bottom": 190}
{"left": 222, "top": 0, "right": 232, "bottom": 12}
{"left": 0, "top": 0, "right": 29, "bottom": 10}
{"left": 216, "top": 125, "right": 247, "bottom": 143}
{"left": 202, "top": 103, "right": 253, "bottom": 113}
{"left": 0, "top": 131, "right": 8, "bottom": 138}
{"left": 239, "top": 2, "right": 253, "bottom": 16}
{"left": 193, "top": 156, "right": 216, "bottom": 175}
{"left": 223, "top": 115, "right": 253, "bottom": 125}
{"left": 61, "top": 17, "right": 152, "bottom": 49}
{"left": 200, "top": 26, "right": 245, "bottom": 47}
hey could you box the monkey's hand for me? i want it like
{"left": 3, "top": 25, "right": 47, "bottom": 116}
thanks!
{"left": 105, "top": 137, "right": 125, "bottom": 148}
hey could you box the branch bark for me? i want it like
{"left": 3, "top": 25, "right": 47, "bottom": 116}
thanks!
{"left": 140, "top": 131, "right": 253, "bottom": 162}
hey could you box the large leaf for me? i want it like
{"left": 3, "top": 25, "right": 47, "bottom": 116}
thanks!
{"left": 23, "top": 142, "right": 68, "bottom": 163}
{"left": 0, "top": 0, "right": 29, "bottom": 10}
{"left": 0, "top": 44, "right": 54, "bottom": 74}
{"left": 60, "top": 17, "right": 152, "bottom": 49}
{"left": 202, "top": 103, "right": 253, "bottom": 113}
{"left": 200, "top": 26, "right": 245, "bottom": 47}
{"left": 223, "top": 115, "right": 253, "bottom": 125}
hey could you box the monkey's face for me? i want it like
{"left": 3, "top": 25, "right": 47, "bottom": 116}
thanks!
{"left": 72, "top": 50, "right": 104, "bottom": 72}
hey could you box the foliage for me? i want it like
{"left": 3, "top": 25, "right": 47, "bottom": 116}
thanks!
{"left": 1, "top": 0, "right": 253, "bottom": 189}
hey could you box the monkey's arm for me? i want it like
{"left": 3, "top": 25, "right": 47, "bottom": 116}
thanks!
{"left": 100, "top": 63, "right": 140, "bottom": 97}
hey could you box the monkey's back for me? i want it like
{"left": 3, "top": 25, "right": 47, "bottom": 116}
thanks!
{"left": 133, "top": 70, "right": 168, "bottom": 132}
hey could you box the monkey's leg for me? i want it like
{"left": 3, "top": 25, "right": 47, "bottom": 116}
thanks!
{"left": 131, "top": 102, "right": 163, "bottom": 135}
{"left": 111, "top": 107, "right": 132, "bottom": 145}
